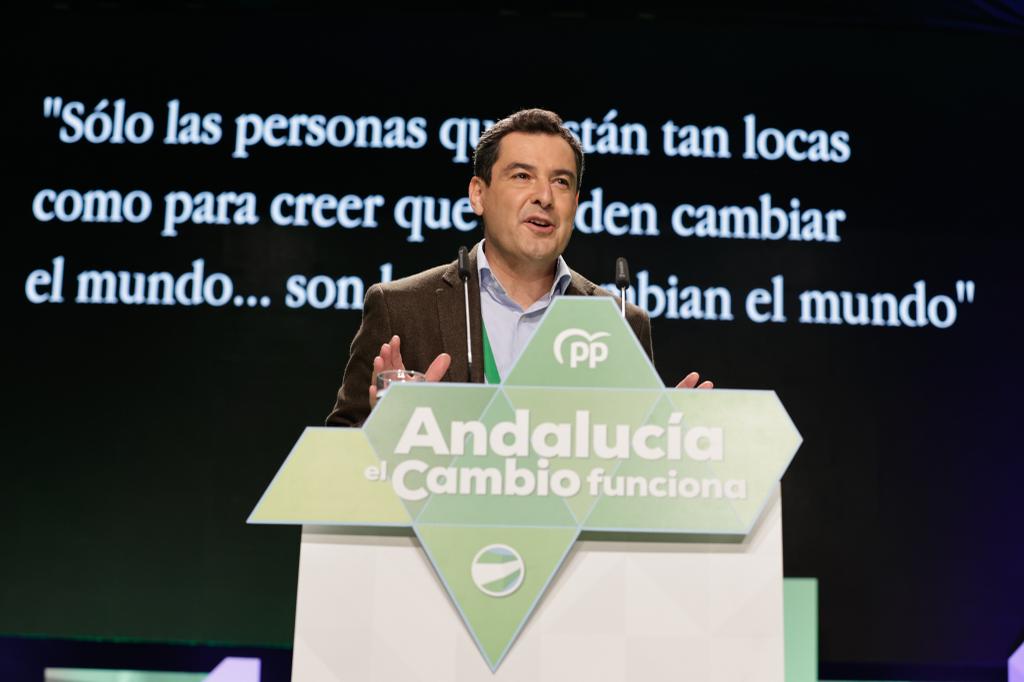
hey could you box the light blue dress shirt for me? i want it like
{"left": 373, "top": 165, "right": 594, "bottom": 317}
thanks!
{"left": 477, "top": 239, "right": 573, "bottom": 381}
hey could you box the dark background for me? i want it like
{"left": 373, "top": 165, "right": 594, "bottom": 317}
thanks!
{"left": 4, "top": 3, "right": 1023, "bottom": 679}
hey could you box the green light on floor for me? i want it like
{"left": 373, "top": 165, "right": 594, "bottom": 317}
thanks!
{"left": 45, "top": 669, "right": 205, "bottom": 682}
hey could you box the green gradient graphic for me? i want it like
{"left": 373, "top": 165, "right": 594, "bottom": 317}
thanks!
{"left": 784, "top": 578, "right": 818, "bottom": 682}
{"left": 45, "top": 655, "right": 260, "bottom": 681}
{"left": 46, "top": 671, "right": 205, "bottom": 682}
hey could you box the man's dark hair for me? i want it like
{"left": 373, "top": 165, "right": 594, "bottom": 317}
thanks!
{"left": 473, "top": 108, "right": 585, "bottom": 191}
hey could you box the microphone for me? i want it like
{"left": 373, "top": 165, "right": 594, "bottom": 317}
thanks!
{"left": 458, "top": 246, "right": 474, "bottom": 382}
{"left": 614, "top": 257, "right": 630, "bottom": 318}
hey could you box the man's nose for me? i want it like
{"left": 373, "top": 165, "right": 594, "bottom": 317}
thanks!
{"left": 532, "top": 181, "right": 554, "bottom": 207}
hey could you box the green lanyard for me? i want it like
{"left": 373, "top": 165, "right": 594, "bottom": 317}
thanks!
{"left": 481, "top": 319, "right": 501, "bottom": 384}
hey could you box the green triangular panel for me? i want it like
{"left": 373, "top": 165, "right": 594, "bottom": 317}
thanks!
{"left": 249, "top": 427, "right": 410, "bottom": 526}
{"left": 363, "top": 383, "right": 498, "bottom": 519}
{"left": 663, "top": 389, "right": 801, "bottom": 529}
{"left": 582, "top": 395, "right": 746, "bottom": 533}
{"left": 504, "top": 298, "right": 662, "bottom": 389}
{"left": 582, "top": 390, "right": 801, "bottom": 533}
{"left": 502, "top": 386, "right": 663, "bottom": 524}
{"left": 416, "top": 390, "right": 579, "bottom": 528}
{"left": 414, "top": 523, "right": 579, "bottom": 670}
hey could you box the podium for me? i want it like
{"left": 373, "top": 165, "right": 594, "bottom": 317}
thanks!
{"left": 250, "top": 299, "right": 801, "bottom": 681}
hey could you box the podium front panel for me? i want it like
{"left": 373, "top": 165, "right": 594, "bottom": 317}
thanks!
{"left": 291, "top": 488, "right": 784, "bottom": 682}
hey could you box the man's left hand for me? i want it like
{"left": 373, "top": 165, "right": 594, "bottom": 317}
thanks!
{"left": 676, "top": 371, "right": 713, "bottom": 389}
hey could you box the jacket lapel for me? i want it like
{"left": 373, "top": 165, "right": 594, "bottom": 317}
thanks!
{"left": 565, "top": 269, "right": 595, "bottom": 297}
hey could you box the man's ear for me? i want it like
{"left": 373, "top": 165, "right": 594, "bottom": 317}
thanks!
{"left": 468, "top": 176, "right": 486, "bottom": 216}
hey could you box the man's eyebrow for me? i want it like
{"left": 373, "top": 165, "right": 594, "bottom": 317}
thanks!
{"left": 504, "top": 161, "right": 576, "bottom": 182}
{"left": 504, "top": 162, "right": 537, "bottom": 174}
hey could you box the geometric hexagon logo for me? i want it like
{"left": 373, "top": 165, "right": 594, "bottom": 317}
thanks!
{"left": 249, "top": 297, "right": 802, "bottom": 670}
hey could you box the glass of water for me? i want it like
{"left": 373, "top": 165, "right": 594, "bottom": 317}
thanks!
{"left": 375, "top": 369, "right": 426, "bottom": 398}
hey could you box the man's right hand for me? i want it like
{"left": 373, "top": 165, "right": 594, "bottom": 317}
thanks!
{"left": 368, "top": 335, "right": 452, "bottom": 408}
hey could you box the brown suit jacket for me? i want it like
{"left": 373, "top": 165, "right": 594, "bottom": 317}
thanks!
{"left": 325, "top": 244, "right": 654, "bottom": 427}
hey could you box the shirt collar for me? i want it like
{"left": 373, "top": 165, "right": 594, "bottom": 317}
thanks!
{"left": 476, "top": 239, "right": 572, "bottom": 304}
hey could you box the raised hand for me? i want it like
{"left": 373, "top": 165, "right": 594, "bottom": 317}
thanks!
{"left": 368, "top": 335, "right": 452, "bottom": 408}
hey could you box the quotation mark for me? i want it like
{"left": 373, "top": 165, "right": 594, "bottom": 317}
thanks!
{"left": 43, "top": 96, "right": 64, "bottom": 118}
{"left": 954, "top": 280, "right": 975, "bottom": 304}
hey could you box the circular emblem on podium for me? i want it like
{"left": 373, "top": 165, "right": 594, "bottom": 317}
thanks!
{"left": 471, "top": 544, "right": 525, "bottom": 597}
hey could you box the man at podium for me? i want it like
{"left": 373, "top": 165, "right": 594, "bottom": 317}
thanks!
{"left": 326, "top": 108, "right": 711, "bottom": 428}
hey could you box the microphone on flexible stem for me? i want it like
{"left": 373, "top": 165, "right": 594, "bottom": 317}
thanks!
{"left": 614, "top": 257, "right": 630, "bottom": 318}
{"left": 457, "top": 246, "right": 474, "bottom": 382}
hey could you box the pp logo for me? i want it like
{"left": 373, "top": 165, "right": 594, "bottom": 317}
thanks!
{"left": 471, "top": 544, "right": 525, "bottom": 598}
{"left": 553, "top": 328, "right": 611, "bottom": 369}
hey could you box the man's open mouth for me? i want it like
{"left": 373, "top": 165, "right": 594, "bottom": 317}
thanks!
{"left": 525, "top": 217, "right": 553, "bottom": 228}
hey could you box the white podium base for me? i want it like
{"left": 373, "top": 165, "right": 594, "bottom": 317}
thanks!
{"left": 291, "top": 488, "right": 784, "bottom": 682}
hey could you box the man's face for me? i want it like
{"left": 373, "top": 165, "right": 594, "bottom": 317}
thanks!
{"left": 469, "top": 132, "right": 579, "bottom": 273}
